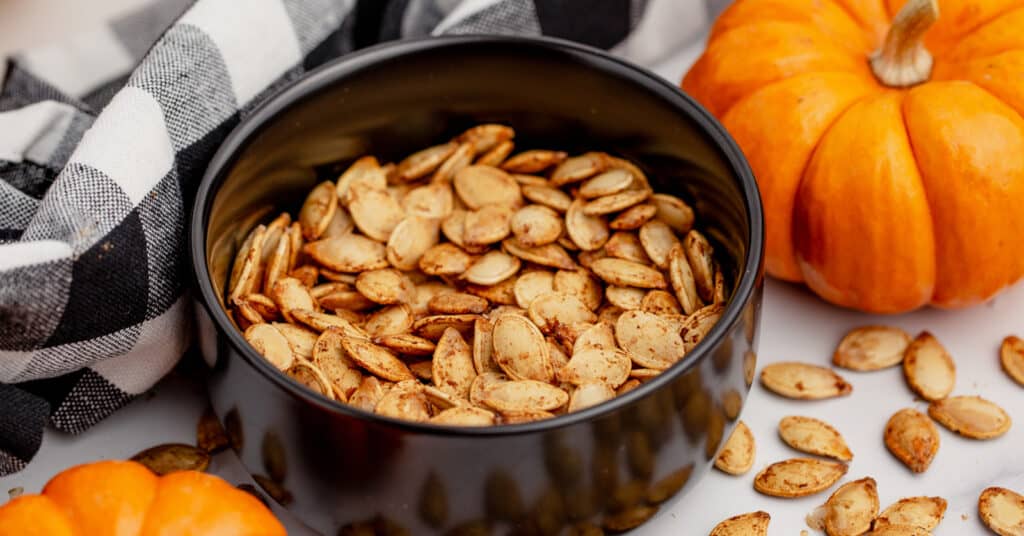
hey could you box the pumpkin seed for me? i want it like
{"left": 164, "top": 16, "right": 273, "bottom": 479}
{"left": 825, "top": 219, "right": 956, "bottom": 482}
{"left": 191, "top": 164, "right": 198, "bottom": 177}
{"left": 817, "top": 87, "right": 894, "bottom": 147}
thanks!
{"left": 131, "top": 443, "right": 210, "bottom": 475}
{"left": 471, "top": 318, "right": 500, "bottom": 375}
{"left": 709, "top": 511, "right": 770, "bottom": 536}
{"left": 453, "top": 165, "right": 522, "bottom": 209}
{"left": 573, "top": 322, "right": 617, "bottom": 354}
{"left": 263, "top": 228, "right": 292, "bottom": 294}
{"left": 583, "top": 189, "right": 650, "bottom": 216}
{"left": 376, "top": 383, "right": 431, "bottom": 422}
{"left": 429, "top": 292, "right": 489, "bottom": 315}
{"left": 234, "top": 300, "right": 266, "bottom": 329}
{"left": 577, "top": 248, "right": 608, "bottom": 270}
{"left": 591, "top": 258, "right": 666, "bottom": 289}
{"left": 566, "top": 199, "right": 609, "bottom": 251}
{"left": 430, "top": 406, "right": 496, "bottom": 426}
{"left": 637, "top": 220, "right": 679, "bottom": 270}
{"left": 418, "top": 243, "right": 475, "bottom": 276}
{"left": 640, "top": 290, "right": 682, "bottom": 316}
{"left": 601, "top": 504, "right": 658, "bottom": 532}
{"left": 779, "top": 416, "right": 853, "bottom": 461}
{"left": 270, "top": 277, "right": 316, "bottom": 323}
{"left": 683, "top": 230, "right": 715, "bottom": 302}
{"left": 229, "top": 225, "right": 266, "bottom": 302}
{"left": 441, "top": 208, "right": 470, "bottom": 248}
{"left": 348, "top": 185, "right": 406, "bottom": 241}
{"left": 979, "top": 487, "right": 1024, "bottom": 536}
{"left": 680, "top": 303, "right": 724, "bottom": 351}
{"left": 514, "top": 271, "right": 556, "bottom": 309}
{"left": 304, "top": 234, "right": 388, "bottom": 272}
{"left": 432, "top": 141, "right": 475, "bottom": 183}
{"left": 824, "top": 477, "right": 879, "bottom": 536}
{"left": 753, "top": 458, "right": 848, "bottom": 498}
{"left": 559, "top": 348, "right": 631, "bottom": 387}
{"left": 713, "top": 266, "right": 727, "bottom": 304}
{"left": 273, "top": 322, "right": 319, "bottom": 359}
{"left": 510, "top": 204, "right": 563, "bottom": 247}
{"left": 714, "top": 420, "right": 755, "bottom": 475}
{"left": 502, "top": 238, "right": 577, "bottom": 270}
{"left": 244, "top": 323, "right": 295, "bottom": 370}
{"left": 458, "top": 124, "right": 514, "bottom": 153}
{"left": 604, "top": 286, "right": 643, "bottom": 310}
{"left": 650, "top": 193, "right": 694, "bottom": 233}
{"left": 349, "top": 376, "right": 390, "bottom": 412}
{"left": 470, "top": 371, "right": 508, "bottom": 407}
{"left": 316, "top": 266, "right": 352, "bottom": 284}
{"left": 579, "top": 168, "right": 634, "bottom": 199}
{"left": 432, "top": 328, "right": 477, "bottom": 399}
{"left": 502, "top": 150, "right": 567, "bottom": 173}
{"left": 551, "top": 152, "right": 610, "bottom": 186}
{"left": 364, "top": 304, "right": 414, "bottom": 338}
{"left": 412, "top": 314, "right": 477, "bottom": 341}
{"left": 928, "top": 395, "right": 1011, "bottom": 439}
{"left": 875, "top": 496, "right": 947, "bottom": 531}
{"left": 196, "top": 407, "right": 229, "bottom": 453}
{"left": 341, "top": 337, "right": 414, "bottom": 382}
{"left": 355, "top": 268, "right": 415, "bottom": 304}
{"left": 290, "top": 309, "right": 355, "bottom": 333}
{"left": 377, "top": 333, "right": 435, "bottom": 357}
{"left": 478, "top": 380, "right": 568, "bottom": 413}
{"left": 553, "top": 270, "right": 603, "bottom": 311}
{"left": 615, "top": 310, "right": 685, "bottom": 369}
{"left": 313, "top": 329, "right": 363, "bottom": 401}
{"left": 299, "top": 182, "right": 338, "bottom": 240}
{"left": 833, "top": 325, "right": 912, "bottom": 371}
{"left": 528, "top": 293, "right": 598, "bottom": 334}
{"left": 386, "top": 216, "right": 440, "bottom": 270}
{"left": 609, "top": 203, "right": 657, "bottom": 230}
{"left": 605, "top": 232, "right": 651, "bottom": 264}
{"left": 547, "top": 337, "right": 571, "bottom": 370}
{"left": 568, "top": 381, "right": 616, "bottom": 412}
{"left": 1000, "top": 335, "right": 1024, "bottom": 386}
{"left": 884, "top": 408, "right": 939, "bottom": 473}
{"left": 310, "top": 282, "right": 349, "bottom": 300}
{"left": 491, "top": 314, "right": 553, "bottom": 382}
{"left": 761, "top": 362, "right": 852, "bottom": 400}
{"left": 397, "top": 142, "right": 458, "bottom": 182}
{"left": 287, "top": 361, "right": 334, "bottom": 398}
{"left": 319, "top": 289, "right": 377, "bottom": 311}
{"left": 476, "top": 140, "right": 514, "bottom": 166}
{"left": 464, "top": 204, "right": 513, "bottom": 246}
{"left": 903, "top": 332, "right": 956, "bottom": 401}
{"left": 463, "top": 251, "right": 521, "bottom": 285}
{"left": 522, "top": 184, "right": 572, "bottom": 212}
{"left": 336, "top": 156, "right": 386, "bottom": 203}
{"left": 666, "top": 245, "right": 701, "bottom": 314}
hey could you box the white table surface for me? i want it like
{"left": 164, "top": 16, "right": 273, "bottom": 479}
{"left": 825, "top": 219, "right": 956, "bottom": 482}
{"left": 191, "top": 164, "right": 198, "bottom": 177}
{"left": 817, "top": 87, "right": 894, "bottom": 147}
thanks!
{"left": 3, "top": 28, "right": 1024, "bottom": 536}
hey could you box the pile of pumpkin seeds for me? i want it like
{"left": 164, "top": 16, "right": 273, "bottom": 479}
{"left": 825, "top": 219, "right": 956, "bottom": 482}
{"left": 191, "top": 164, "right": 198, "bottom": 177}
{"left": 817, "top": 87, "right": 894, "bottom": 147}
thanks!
{"left": 222, "top": 124, "right": 726, "bottom": 426}
{"left": 708, "top": 329, "right": 1024, "bottom": 536}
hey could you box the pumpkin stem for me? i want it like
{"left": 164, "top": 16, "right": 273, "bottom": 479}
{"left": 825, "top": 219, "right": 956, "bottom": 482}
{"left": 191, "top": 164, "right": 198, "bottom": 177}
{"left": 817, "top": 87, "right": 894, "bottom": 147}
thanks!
{"left": 869, "top": 0, "right": 940, "bottom": 87}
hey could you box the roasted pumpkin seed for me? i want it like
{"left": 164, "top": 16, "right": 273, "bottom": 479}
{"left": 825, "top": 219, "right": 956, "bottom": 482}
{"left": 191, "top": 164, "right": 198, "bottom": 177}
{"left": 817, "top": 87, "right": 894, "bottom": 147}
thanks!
{"left": 714, "top": 420, "right": 755, "bottom": 475}
{"left": 299, "top": 181, "right": 338, "bottom": 240}
{"left": 709, "top": 511, "right": 770, "bottom": 536}
{"left": 568, "top": 381, "right": 617, "bottom": 412}
{"left": 833, "top": 325, "right": 912, "bottom": 371}
{"left": 492, "top": 314, "right": 553, "bottom": 382}
{"left": 386, "top": 216, "right": 440, "bottom": 271}
{"left": 463, "top": 251, "right": 521, "bottom": 285}
{"left": 650, "top": 193, "right": 694, "bottom": 233}
{"left": 479, "top": 380, "right": 569, "bottom": 412}
{"left": 1000, "top": 335, "right": 1024, "bottom": 386}
{"left": 592, "top": 258, "right": 666, "bottom": 289}
{"left": 903, "top": 331, "right": 955, "bottom": 401}
{"left": 453, "top": 165, "right": 522, "bottom": 209}
{"left": 304, "top": 234, "right": 388, "bottom": 273}
{"left": 760, "top": 362, "right": 852, "bottom": 400}
{"left": 778, "top": 416, "right": 853, "bottom": 461}
{"left": 502, "top": 238, "right": 577, "bottom": 270}
{"left": 875, "top": 496, "right": 947, "bottom": 531}
{"left": 638, "top": 220, "right": 679, "bottom": 269}
{"left": 397, "top": 142, "right": 458, "bottom": 182}
{"left": 514, "top": 271, "right": 555, "bottom": 309}
{"left": 502, "top": 149, "right": 567, "bottom": 173}
{"left": 582, "top": 187, "right": 646, "bottom": 215}
{"left": 979, "top": 487, "right": 1024, "bottom": 536}
{"left": 605, "top": 286, "right": 645, "bottom": 310}
{"left": 615, "top": 310, "right": 685, "bottom": 369}
{"left": 244, "top": 323, "right": 295, "bottom": 370}
{"left": 464, "top": 204, "right": 513, "bottom": 246}
{"left": 928, "top": 395, "right": 1011, "bottom": 439}
{"left": 196, "top": 407, "right": 230, "bottom": 453}
{"left": 824, "top": 477, "right": 879, "bottom": 536}
{"left": 551, "top": 152, "right": 609, "bottom": 186}
{"left": 131, "top": 443, "right": 210, "bottom": 475}
{"left": 753, "top": 458, "right": 848, "bottom": 498}
{"left": 609, "top": 203, "right": 657, "bottom": 230}
{"left": 884, "top": 408, "right": 939, "bottom": 473}
{"left": 510, "top": 204, "right": 563, "bottom": 247}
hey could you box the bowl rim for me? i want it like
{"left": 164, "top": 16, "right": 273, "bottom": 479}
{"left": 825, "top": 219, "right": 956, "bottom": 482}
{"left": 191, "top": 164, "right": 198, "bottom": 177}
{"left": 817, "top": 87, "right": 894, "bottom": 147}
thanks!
{"left": 189, "top": 34, "right": 764, "bottom": 437}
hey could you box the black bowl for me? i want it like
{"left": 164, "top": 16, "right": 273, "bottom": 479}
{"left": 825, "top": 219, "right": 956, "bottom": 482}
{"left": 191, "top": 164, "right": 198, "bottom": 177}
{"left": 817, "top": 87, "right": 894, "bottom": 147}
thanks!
{"left": 190, "top": 35, "right": 763, "bottom": 534}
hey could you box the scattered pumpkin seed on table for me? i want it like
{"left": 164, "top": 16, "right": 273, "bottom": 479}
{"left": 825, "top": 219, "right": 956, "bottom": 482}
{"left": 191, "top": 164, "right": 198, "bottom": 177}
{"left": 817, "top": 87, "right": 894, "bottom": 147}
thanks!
{"left": 219, "top": 124, "right": 724, "bottom": 424}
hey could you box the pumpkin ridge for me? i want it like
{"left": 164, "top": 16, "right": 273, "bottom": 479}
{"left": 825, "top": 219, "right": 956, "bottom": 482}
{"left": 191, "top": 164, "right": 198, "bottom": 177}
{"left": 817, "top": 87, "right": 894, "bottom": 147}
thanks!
{"left": 828, "top": 0, "right": 886, "bottom": 42}
{"left": 937, "top": 6, "right": 1024, "bottom": 68}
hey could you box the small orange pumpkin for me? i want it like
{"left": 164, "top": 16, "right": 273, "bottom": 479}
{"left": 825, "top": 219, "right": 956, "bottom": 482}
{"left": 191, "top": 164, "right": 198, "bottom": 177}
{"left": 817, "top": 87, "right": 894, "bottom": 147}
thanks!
{"left": 684, "top": 0, "right": 1024, "bottom": 313}
{"left": 0, "top": 460, "right": 285, "bottom": 536}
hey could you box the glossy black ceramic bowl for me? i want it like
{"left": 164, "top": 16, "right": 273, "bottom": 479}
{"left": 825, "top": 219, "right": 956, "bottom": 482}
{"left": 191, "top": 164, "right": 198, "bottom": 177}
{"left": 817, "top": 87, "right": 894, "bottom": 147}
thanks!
{"left": 190, "top": 35, "right": 763, "bottom": 534}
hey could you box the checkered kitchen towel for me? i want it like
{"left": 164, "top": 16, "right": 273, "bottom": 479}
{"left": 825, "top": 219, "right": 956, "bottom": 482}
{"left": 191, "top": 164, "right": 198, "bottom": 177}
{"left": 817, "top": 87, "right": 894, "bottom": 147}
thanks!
{"left": 0, "top": 0, "right": 720, "bottom": 474}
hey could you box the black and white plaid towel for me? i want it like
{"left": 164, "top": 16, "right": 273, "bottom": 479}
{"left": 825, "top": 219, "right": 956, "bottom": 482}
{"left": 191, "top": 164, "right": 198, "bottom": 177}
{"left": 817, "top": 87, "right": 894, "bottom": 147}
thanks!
{"left": 0, "top": 0, "right": 726, "bottom": 474}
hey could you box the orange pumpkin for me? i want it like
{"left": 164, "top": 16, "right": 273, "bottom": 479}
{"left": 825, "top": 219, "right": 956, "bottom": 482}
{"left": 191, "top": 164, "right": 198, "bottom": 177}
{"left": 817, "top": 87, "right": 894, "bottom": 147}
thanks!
{"left": 0, "top": 460, "right": 285, "bottom": 536}
{"left": 684, "top": 0, "right": 1024, "bottom": 313}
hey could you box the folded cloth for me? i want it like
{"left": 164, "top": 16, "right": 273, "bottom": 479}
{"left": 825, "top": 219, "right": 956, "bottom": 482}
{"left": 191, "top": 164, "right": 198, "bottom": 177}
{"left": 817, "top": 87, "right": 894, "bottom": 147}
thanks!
{"left": 0, "top": 0, "right": 715, "bottom": 474}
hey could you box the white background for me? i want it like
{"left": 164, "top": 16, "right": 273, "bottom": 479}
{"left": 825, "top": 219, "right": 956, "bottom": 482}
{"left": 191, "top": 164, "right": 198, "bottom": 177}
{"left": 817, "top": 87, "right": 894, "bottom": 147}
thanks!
{"left": 2, "top": 3, "right": 1023, "bottom": 535}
